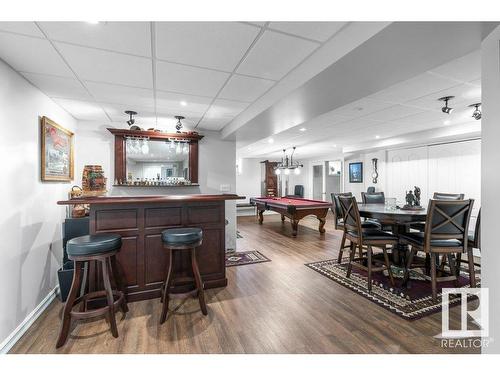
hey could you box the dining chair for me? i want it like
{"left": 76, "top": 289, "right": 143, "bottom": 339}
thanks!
{"left": 410, "top": 192, "right": 465, "bottom": 232}
{"left": 338, "top": 195, "right": 397, "bottom": 291}
{"left": 361, "top": 191, "right": 385, "bottom": 204}
{"left": 400, "top": 199, "right": 475, "bottom": 302}
{"left": 331, "top": 193, "right": 380, "bottom": 263}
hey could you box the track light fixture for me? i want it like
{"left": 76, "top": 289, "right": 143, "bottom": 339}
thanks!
{"left": 175, "top": 116, "right": 185, "bottom": 133}
{"left": 125, "top": 110, "right": 137, "bottom": 126}
{"left": 469, "top": 103, "right": 482, "bottom": 120}
{"left": 438, "top": 96, "right": 455, "bottom": 114}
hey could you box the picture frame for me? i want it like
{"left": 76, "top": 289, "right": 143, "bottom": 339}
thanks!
{"left": 328, "top": 160, "right": 342, "bottom": 175}
{"left": 41, "top": 116, "right": 74, "bottom": 182}
{"left": 349, "top": 162, "right": 363, "bottom": 183}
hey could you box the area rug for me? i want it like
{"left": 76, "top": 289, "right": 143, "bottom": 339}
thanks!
{"left": 226, "top": 251, "right": 270, "bottom": 267}
{"left": 305, "top": 258, "right": 480, "bottom": 320}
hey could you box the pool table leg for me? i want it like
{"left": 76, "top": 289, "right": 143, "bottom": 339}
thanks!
{"left": 291, "top": 219, "right": 299, "bottom": 237}
{"left": 317, "top": 216, "right": 326, "bottom": 234}
{"left": 258, "top": 209, "right": 264, "bottom": 224}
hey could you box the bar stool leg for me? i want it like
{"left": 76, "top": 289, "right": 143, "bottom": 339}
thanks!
{"left": 101, "top": 259, "right": 119, "bottom": 338}
{"left": 191, "top": 248, "right": 208, "bottom": 315}
{"left": 56, "top": 261, "right": 83, "bottom": 348}
{"left": 109, "top": 255, "right": 129, "bottom": 313}
{"left": 160, "top": 249, "right": 174, "bottom": 324}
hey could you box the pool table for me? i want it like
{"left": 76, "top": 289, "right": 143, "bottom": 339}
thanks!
{"left": 249, "top": 197, "right": 332, "bottom": 237}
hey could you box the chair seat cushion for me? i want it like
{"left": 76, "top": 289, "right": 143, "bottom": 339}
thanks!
{"left": 400, "top": 232, "right": 462, "bottom": 247}
{"left": 347, "top": 229, "right": 398, "bottom": 241}
{"left": 162, "top": 227, "right": 203, "bottom": 245}
{"left": 362, "top": 219, "right": 382, "bottom": 229}
{"left": 67, "top": 234, "right": 122, "bottom": 256}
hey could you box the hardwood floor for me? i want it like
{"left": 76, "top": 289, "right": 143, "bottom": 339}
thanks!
{"left": 10, "top": 212, "right": 479, "bottom": 354}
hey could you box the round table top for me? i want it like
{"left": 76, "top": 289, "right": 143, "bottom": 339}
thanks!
{"left": 357, "top": 203, "right": 427, "bottom": 224}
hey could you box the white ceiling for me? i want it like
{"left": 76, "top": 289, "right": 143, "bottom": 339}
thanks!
{"left": 0, "top": 21, "right": 347, "bottom": 131}
{"left": 238, "top": 50, "right": 481, "bottom": 159}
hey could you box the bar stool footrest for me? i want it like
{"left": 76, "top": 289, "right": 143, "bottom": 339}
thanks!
{"left": 70, "top": 290, "right": 125, "bottom": 320}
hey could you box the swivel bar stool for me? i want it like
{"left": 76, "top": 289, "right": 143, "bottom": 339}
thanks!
{"left": 56, "top": 233, "right": 128, "bottom": 348}
{"left": 160, "top": 227, "right": 207, "bottom": 324}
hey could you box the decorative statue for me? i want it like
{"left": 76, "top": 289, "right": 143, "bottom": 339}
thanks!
{"left": 414, "top": 186, "right": 421, "bottom": 207}
{"left": 405, "top": 190, "right": 416, "bottom": 207}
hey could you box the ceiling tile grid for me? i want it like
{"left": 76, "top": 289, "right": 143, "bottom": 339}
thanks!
{"left": 0, "top": 21, "right": 338, "bottom": 129}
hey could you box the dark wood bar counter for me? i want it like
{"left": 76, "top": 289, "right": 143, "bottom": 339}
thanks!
{"left": 58, "top": 194, "right": 243, "bottom": 302}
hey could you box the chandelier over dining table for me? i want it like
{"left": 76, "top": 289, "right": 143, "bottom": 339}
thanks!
{"left": 275, "top": 146, "right": 303, "bottom": 175}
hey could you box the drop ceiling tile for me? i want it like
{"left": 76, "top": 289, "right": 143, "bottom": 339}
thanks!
{"left": 332, "top": 98, "right": 395, "bottom": 118}
{"left": 156, "top": 60, "right": 229, "bottom": 97}
{"left": 85, "top": 81, "right": 154, "bottom": 108}
{"left": 197, "top": 117, "right": 232, "bottom": 131}
{"left": 21, "top": 72, "right": 91, "bottom": 100}
{"left": 218, "top": 74, "right": 275, "bottom": 102}
{"left": 368, "top": 72, "right": 461, "bottom": 104}
{"left": 53, "top": 98, "right": 108, "bottom": 121}
{"left": 429, "top": 50, "right": 480, "bottom": 83}
{"left": 204, "top": 99, "right": 249, "bottom": 119}
{"left": 363, "top": 104, "right": 424, "bottom": 122}
{"left": 155, "top": 22, "right": 260, "bottom": 71}
{"left": 0, "top": 33, "right": 73, "bottom": 77}
{"left": 39, "top": 22, "right": 151, "bottom": 57}
{"left": 156, "top": 90, "right": 212, "bottom": 116}
{"left": 0, "top": 22, "right": 45, "bottom": 37}
{"left": 268, "top": 22, "right": 346, "bottom": 42}
{"left": 56, "top": 43, "right": 153, "bottom": 88}
{"left": 237, "top": 30, "right": 318, "bottom": 80}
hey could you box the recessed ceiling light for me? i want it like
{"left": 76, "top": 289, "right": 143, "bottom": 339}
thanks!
{"left": 268, "top": 138, "right": 274, "bottom": 144}
{"left": 299, "top": 127, "right": 306, "bottom": 132}
{"left": 444, "top": 119, "right": 451, "bottom": 125}
{"left": 375, "top": 135, "right": 380, "bottom": 139}
{"left": 180, "top": 101, "right": 187, "bottom": 107}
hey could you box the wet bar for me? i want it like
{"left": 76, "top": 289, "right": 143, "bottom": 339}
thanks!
{"left": 57, "top": 194, "right": 242, "bottom": 302}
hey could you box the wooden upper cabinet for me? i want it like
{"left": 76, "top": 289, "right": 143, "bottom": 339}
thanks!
{"left": 107, "top": 128, "right": 203, "bottom": 184}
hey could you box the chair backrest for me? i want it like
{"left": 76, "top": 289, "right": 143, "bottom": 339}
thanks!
{"left": 473, "top": 208, "right": 481, "bottom": 249}
{"left": 366, "top": 186, "right": 376, "bottom": 194}
{"left": 424, "top": 199, "right": 474, "bottom": 252}
{"left": 432, "top": 192, "right": 464, "bottom": 200}
{"left": 294, "top": 185, "right": 305, "bottom": 198}
{"left": 361, "top": 191, "right": 385, "bottom": 204}
{"left": 331, "top": 192, "right": 353, "bottom": 229}
{"left": 338, "top": 195, "right": 363, "bottom": 238}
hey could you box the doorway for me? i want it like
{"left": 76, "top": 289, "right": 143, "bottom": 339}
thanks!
{"left": 311, "top": 160, "right": 343, "bottom": 201}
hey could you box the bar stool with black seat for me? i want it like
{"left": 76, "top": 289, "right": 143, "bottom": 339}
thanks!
{"left": 331, "top": 192, "right": 381, "bottom": 263}
{"left": 56, "top": 233, "right": 128, "bottom": 348}
{"left": 160, "top": 227, "right": 207, "bottom": 324}
{"left": 401, "top": 199, "right": 475, "bottom": 302}
{"left": 338, "top": 195, "right": 398, "bottom": 291}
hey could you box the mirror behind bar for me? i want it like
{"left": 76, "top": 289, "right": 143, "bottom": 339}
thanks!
{"left": 108, "top": 128, "right": 203, "bottom": 186}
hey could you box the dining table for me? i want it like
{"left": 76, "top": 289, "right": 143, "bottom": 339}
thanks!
{"left": 357, "top": 203, "right": 428, "bottom": 266}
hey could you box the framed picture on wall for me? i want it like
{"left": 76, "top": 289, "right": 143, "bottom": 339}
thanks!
{"left": 349, "top": 162, "right": 363, "bottom": 183}
{"left": 41, "top": 116, "right": 74, "bottom": 181}
{"left": 328, "top": 160, "right": 342, "bottom": 175}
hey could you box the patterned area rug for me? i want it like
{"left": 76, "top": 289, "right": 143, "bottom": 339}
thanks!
{"left": 226, "top": 251, "right": 270, "bottom": 267}
{"left": 305, "top": 258, "right": 480, "bottom": 320}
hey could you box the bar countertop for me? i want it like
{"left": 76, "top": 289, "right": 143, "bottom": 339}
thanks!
{"left": 57, "top": 193, "right": 244, "bottom": 205}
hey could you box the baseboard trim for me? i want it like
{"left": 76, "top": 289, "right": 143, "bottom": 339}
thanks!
{"left": 0, "top": 286, "right": 59, "bottom": 354}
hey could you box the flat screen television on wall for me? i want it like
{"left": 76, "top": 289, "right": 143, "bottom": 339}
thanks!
{"left": 349, "top": 162, "right": 363, "bottom": 183}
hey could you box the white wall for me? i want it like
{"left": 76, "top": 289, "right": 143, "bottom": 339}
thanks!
{"left": 76, "top": 122, "right": 238, "bottom": 250}
{"left": 481, "top": 26, "right": 500, "bottom": 353}
{"left": 344, "top": 150, "right": 387, "bottom": 201}
{"left": 0, "top": 60, "right": 78, "bottom": 347}
{"left": 236, "top": 158, "right": 262, "bottom": 203}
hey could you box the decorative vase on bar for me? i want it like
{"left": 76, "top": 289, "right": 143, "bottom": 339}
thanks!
{"left": 82, "top": 165, "right": 107, "bottom": 196}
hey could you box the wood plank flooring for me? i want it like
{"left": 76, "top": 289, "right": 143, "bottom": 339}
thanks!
{"left": 10, "top": 212, "right": 479, "bottom": 353}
